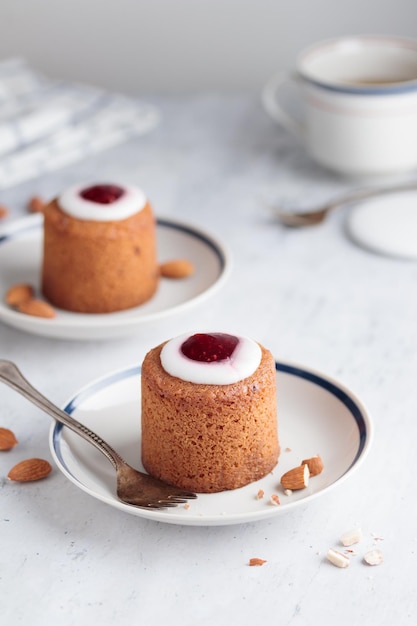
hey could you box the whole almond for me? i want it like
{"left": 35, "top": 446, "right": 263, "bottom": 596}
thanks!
{"left": 8, "top": 458, "right": 52, "bottom": 482}
{"left": 280, "top": 464, "right": 310, "bottom": 490}
{"left": 5, "top": 284, "right": 35, "bottom": 307}
{"left": 160, "top": 259, "right": 195, "bottom": 279}
{"left": 301, "top": 454, "right": 324, "bottom": 477}
{"left": 0, "top": 427, "right": 18, "bottom": 451}
{"left": 249, "top": 558, "right": 267, "bottom": 566}
{"left": 28, "top": 196, "right": 46, "bottom": 213}
{"left": 17, "top": 298, "right": 56, "bottom": 319}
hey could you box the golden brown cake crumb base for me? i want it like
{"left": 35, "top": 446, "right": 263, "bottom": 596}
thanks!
{"left": 42, "top": 199, "right": 159, "bottom": 313}
{"left": 141, "top": 343, "right": 279, "bottom": 493}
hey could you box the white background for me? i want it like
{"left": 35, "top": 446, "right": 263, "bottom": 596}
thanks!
{"left": 0, "top": 0, "right": 416, "bottom": 94}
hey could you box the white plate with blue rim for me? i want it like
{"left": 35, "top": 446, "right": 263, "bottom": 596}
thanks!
{"left": 0, "top": 214, "right": 231, "bottom": 340}
{"left": 49, "top": 361, "right": 373, "bottom": 526}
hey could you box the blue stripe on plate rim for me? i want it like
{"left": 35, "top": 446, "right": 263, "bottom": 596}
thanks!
{"left": 0, "top": 214, "right": 228, "bottom": 274}
{"left": 51, "top": 361, "right": 370, "bottom": 482}
{"left": 276, "top": 362, "right": 368, "bottom": 461}
{"left": 157, "top": 218, "right": 228, "bottom": 272}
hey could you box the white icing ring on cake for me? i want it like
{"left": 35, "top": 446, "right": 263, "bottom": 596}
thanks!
{"left": 58, "top": 183, "right": 146, "bottom": 222}
{"left": 160, "top": 333, "right": 262, "bottom": 385}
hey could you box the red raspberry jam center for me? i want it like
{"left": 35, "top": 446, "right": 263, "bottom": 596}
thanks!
{"left": 181, "top": 333, "right": 239, "bottom": 362}
{"left": 80, "top": 184, "right": 125, "bottom": 204}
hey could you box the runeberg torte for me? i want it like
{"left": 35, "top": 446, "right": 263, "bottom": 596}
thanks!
{"left": 141, "top": 332, "right": 279, "bottom": 493}
{"left": 42, "top": 183, "right": 159, "bottom": 313}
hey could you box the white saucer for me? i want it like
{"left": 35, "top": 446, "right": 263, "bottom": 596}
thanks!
{"left": 0, "top": 215, "right": 231, "bottom": 340}
{"left": 50, "top": 362, "right": 373, "bottom": 526}
{"left": 346, "top": 189, "right": 417, "bottom": 260}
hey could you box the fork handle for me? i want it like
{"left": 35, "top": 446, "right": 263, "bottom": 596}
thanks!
{"left": 0, "top": 360, "right": 123, "bottom": 470}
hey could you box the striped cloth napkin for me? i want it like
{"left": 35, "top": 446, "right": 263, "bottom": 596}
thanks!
{"left": 0, "top": 58, "right": 159, "bottom": 189}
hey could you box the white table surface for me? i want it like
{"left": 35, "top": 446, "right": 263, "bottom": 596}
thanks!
{"left": 1, "top": 95, "right": 416, "bottom": 626}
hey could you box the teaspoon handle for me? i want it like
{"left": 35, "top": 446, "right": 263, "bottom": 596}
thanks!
{"left": 326, "top": 180, "right": 417, "bottom": 212}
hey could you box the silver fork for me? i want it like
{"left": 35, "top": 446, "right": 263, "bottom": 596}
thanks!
{"left": 0, "top": 360, "right": 197, "bottom": 509}
{"left": 273, "top": 181, "right": 417, "bottom": 227}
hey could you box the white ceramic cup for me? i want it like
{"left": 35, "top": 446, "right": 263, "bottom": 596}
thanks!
{"left": 262, "top": 36, "right": 417, "bottom": 177}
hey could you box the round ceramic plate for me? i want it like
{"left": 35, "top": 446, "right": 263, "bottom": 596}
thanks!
{"left": 346, "top": 189, "right": 417, "bottom": 260}
{"left": 0, "top": 215, "right": 231, "bottom": 339}
{"left": 50, "top": 362, "right": 373, "bottom": 526}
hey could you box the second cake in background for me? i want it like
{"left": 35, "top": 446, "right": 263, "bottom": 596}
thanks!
{"left": 42, "top": 183, "right": 159, "bottom": 313}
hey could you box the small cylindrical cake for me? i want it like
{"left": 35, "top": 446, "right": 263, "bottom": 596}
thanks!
{"left": 42, "top": 183, "right": 159, "bottom": 313}
{"left": 141, "top": 332, "right": 279, "bottom": 493}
